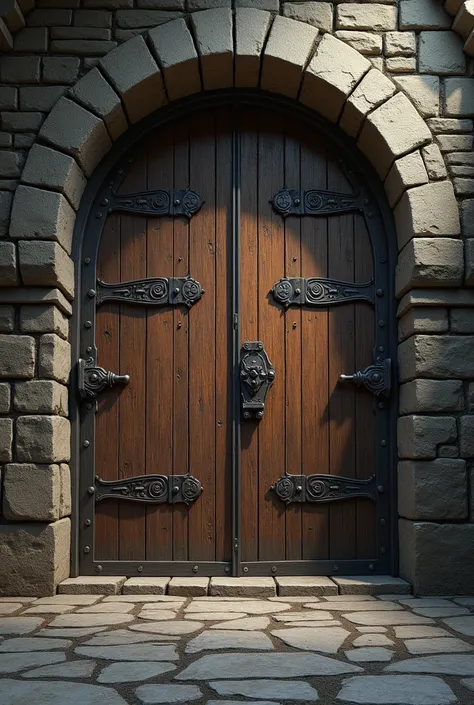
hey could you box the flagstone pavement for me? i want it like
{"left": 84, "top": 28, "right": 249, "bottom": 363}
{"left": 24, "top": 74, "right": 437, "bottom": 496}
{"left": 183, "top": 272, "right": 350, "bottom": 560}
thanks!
{"left": 1, "top": 593, "right": 474, "bottom": 704}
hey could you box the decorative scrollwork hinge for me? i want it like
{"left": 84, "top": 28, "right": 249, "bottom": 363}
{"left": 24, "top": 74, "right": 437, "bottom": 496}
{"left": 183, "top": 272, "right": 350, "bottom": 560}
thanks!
{"left": 92, "top": 473, "right": 202, "bottom": 505}
{"left": 272, "top": 277, "right": 374, "bottom": 308}
{"left": 77, "top": 354, "right": 130, "bottom": 400}
{"left": 96, "top": 276, "right": 203, "bottom": 309}
{"left": 271, "top": 472, "right": 377, "bottom": 505}
{"left": 340, "top": 357, "right": 391, "bottom": 398}
{"left": 240, "top": 342, "right": 275, "bottom": 420}
{"left": 270, "top": 188, "right": 363, "bottom": 218}
{"left": 108, "top": 188, "right": 204, "bottom": 219}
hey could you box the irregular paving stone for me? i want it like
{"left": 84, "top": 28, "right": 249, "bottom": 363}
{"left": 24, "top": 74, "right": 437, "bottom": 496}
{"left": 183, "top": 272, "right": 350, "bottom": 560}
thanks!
{"left": 207, "top": 702, "right": 274, "bottom": 705}
{"left": 0, "top": 637, "right": 71, "bottom": 651}
{"left": 0, "top": 599, "right": 37, "bottom": 604}
{"left": 34, "top": 595, "right": 103, "bottom": 606}
{"left": 135, "top": 684, "right": 202, "bottom": 704}
{"left": 77, "top": 603, "right": 135, "bottom": 614}
{"left": 336, "top": 675, "right": 457, "bottom": 704}
{"left": 37, "top": 627, "right": 108, "bottom": 638}
{"left": 411, "top": 606, "right": 470, "bottom": 618}
{"left": 176, "top": 652, "right": 363, "bottom": 680}
{"left": 443, "top": 616, "right": 474, "bottom": 636}
{"left": 210, "top": 679, "right": 318, "bottom": 701}
{"left": 131, "top": 621, "right": 204, "bottom": 636}
{"left": 186, "top": 630, "right": 273, "bottom": 654}
{"left": 270, "top": 596, "right": 320, "bottom": 603}
{"left": 271, "top": 627, "right": 351, "bottom": 654}
{"left": 324, "top": 595, "right": 376, "bottom": 602}
{"left": 75, "top": 644, "right": 178, "bottom": 661}
{"left": 98, "top": 661, "right": 176, "bottom": 684}
{"left": 273, "top": 612, "right": 335, "bottom": 621}
{"left": 399, "top": 598, "right": 455, "bottom": 608}
{"left": 453, "top": 597, "right": 474, "bottom": 606}
{"left": 278, "top": 621, "right": 341, "bottom": 628}
{"left": 23, "top": 660, "right": 96, "bottom": 679}
{"left": 138, "top": 611, "right": 178, "bottom": 621}
{"left": 345, "top": 647, "right": 394, "bottom": 662}
{"left": 84, "top": 630, "right": 177, "bottom": 646}
{"left": 386, "top": 655, "right": 474, "bottom": 675}
{"left": 353, "top": 634, "right": 394, "bottom": 647}
{"left": 49, "top": 614, "right": 134, "bottom": 628}
{"left": 0, "top": 618, "right": 44, "bottom": 635}
{"left": 185, "top": 600, "right": 291, "bottom": 614}
{"left": 356, "top": 627, "right": 388, "bottom": 633}
{"left": 104, "top": 595, "right": 186, "bottom": 604}
{"left": 23, "top": 605, "right": 76, "bottom": 615}
{"left": 461, "top": 678, "right": 474, "bottom": 691}
{"left": 394, "top": 626, "right": 450, "bottom": 639}
{"left": 404, "top": 637, "right": 474, "bottom": 654}
{"left": 140, "top": 603, "right": 183, "bottom": 611}
{"left": 0, "top": 679, "right": 128, "bottom": 705}
{"left": 343, "top": 611, "right": 434, "bottom": 626}
{"left": 332, "top": 576, "right": 411, "bottom": 595}
{"left": 211, "top": 617, "right": 270, "bottom": 630}
{"left": 185, "top": 612, "right": 248, "bottom": 621}
{"left": 0, "top": 604, "right": 22, "bottom": 615}
{"left": 0, "top": 652, "right": 66, "bottom": 673}
{"left": 306, "top": 601, "right": 403, "bottom": 612}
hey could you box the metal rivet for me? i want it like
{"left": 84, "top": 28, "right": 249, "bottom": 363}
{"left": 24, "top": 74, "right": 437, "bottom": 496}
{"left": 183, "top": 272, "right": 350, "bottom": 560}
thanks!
{"left": 364, "top": 198, "right": 370, "bottom": 206}
{"left": 256, "top": 411, "right": 263, "bottom": 420}
{"left": 174, "top": 288, "right": 180, "bottom": 294}
{"left": 178, "top": 256, "right": 182, "bottom": 262}
{"left": 137, "top": 566, "right": 143, "bottom": 573}
{"left": 96, "top": 212, "right": 103, "bottom": 219}
{"left": 84, "top": 321, "right": 92, "bottom": 329}
{"left": 83, "top": 440, "right": 90, "bottom": 448}
{"left": 177, "top": 321, "right": 182, "bottom": 329}
{"left": 380, "top": 257, "right": 387, "bottom": 264}
{"left": 369, "top": 563, "right": 375, "bottom": 571}
{"left": 333, "top": 564, "right": 339, "bottom": 572}
{"left": 96, "top": 565, "right": 103, "bottom": 573}
{"left": 128, "top": 157, "right": 134, "bottom": 164}
{"left": 378, "top": 320, "right": 385, "bottom": 328}
{"left": 368, "top": 212, "right": 374, "bottom": 218}
{"left": 88, "top": 289, "right": 96, "bottom": 298}
{"left": 380, "top": 547, "right": 386, "bottom": 554}
{"left": 380, "top": 440, "right": 387, "bottom": 447}
{"left": 243, "top": 411, "right": 251, "bottom": 420}
{"left": 271, "top": 566, "right": 277, "bottom": 573}
{"left": 85, "top": 519, "right": 91, "bottom": 527}
{"left": 294, "top": 198, "right": 301, "bottom": 206}
{"left": 378, "top": 402, "right": 385, "bottom": 409}
{"left": 118, "top": 169, "right": 124, "bottom": 175}
{"left": 101, "top": 198, "right": 109, "bottom": 207}
{"left": 380, "top": 518, "right": 386, "bottom": 526}
{"left": 377, "top": 485, "right": 384, "bottom": 493}
{"left": 292, "top": 322, "right": 297, "bottom": 329}
{"left": 192, "top": 565, "right": 199, "bottom": 573}
{"left": 87, "top": 403, "right": 93, "bottom": 411}
{"left": 87, "top": 486, "right": 95, "bottom": 495}
{"left": 86, "top": 346, "right": 93, "bottom": 353}
{"left": 225, "top": 565, "right": 231, "bottom": 573}
{"left": 84, "top": 257, "right": 91, "bottom": 265}
{"left": 376, "top": 289, "right": 384, "bottom": 297}
{"left": 84, "top": 546, "right": 90, "bottom": 554}
{"left": 258, "top": 343, "right": 263, "bottom": 349}
{"left": 174, "top": 199, "right": 180, "bottom": 206}
{"left": 379, "top": 346, "right": 385, "bottom": 353}
{"left": 292, "top": 256, "right": 297, "bottom": 262}
{"left": 243, "top": 566, "right": 249, "bottom": 573}
{"left": 295, "top": 288, "right": 301, "bottom": 295}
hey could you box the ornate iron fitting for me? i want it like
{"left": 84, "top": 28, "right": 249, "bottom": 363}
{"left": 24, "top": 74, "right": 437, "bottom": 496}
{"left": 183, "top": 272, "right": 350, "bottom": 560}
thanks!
{"left": 96, "top": 276, "right": 203, "bottom": 309}
{"left": 340, "top": 357, "right": 391, "bottom": 397}
{"left": 270, "top": 188, "right": 363, "bottom": 218}
{"left": 78, "top": 356, "right": 130, "bottom": 400}
{"left": 94, "top": 473, "right": 202, "bottom": 505}
{"left": 271, "top": 472, "right": 376, "bottom": 505}
{"left": 240, "top": 342, "right": 275, "bottom": 420}
{"left": 272, "top": 277, "right": 375, "bottom": 308}
{"left": 108, "top": 188, "right": 204, "bottom": 218}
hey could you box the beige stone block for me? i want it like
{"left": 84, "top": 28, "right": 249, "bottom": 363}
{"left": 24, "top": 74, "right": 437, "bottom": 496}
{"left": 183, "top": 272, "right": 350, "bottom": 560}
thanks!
{"left": 58, "top": 576, "right": 126, "bottom": 595}
{"left": 0, "top": 288, "right": 71, "bottom": 317}
{"left": 445, "top": 77, "right": 474, "bottom": 116}
{"left": 69, "top": 68, "right": 127, "bottom": 142}
{"left": 384, "top": 151, "right": 428, "bottom": 208}
{"left": 0, "top": 335, "right": 35, "bottom": 379}
{"left": 358, "top": 93, "right": 432, "bottom": 179}
{"left": 168, "top": 577, "right": 209, "bottom": 596}
{"left": 459, "top": 415, "right": 474, "bottom": 457}
{"left": 466, "top": 240, "right": 474, "bottom": 285}
{"left": 421, "top": 144, "right": 447, "bottom": 180}
{"left": 398, "top": 459, "right": 467, "bottom": 520}
{"left": 386, "top": 57, "right": 416, "bottom": 73}
{"left": 235, "top": 8, "right": 271, "bottom": 88}
{"left": 0, "top": 518, "right": 71, "bottom": 597}
{"left": 18, "top": 241, "right": 74, "bottom": 300}
{"left": 399, "top": 379, "right": 463, "bottom": 414}
{"left": 39, "top": 333, "right": 71, "bottom": 384}
{"left": 210, "top": 577, "right": 276, "bottom": 597}
{"left": 0, "top": 418, "right": 13, "bottom": 462}
{"left": 283, "top": 2, "right": 333, "bottom": 32}
{"left": 340, "top": 69, "right": 395, "bottom": 138}
{"left": 275, "top": 576, "right": 338, "bottom": 596}
{"left": 122, "top": 577, "right": 170, "bottom": 595}
{"left": 453, "top": 1, "right": 474, "bottom": 38}
{"left": 394, "top": 75, "right": 439, "bottom": 118}
{"left": 384, "top": 31, "right": 416, "bottom": 57}
{"left": 9, "top": 185, "right": 75, "bottom": 254}
{"left": 335, "top": 31, "right": 382, "bottom": 55}
{"left": 59, "top": 463, "right": 71, "bottom": 518}
{"left": 437, "top": 134, "right": 473, "bottom": 152}
{"left": 398, "top": 307, "right": 449, "bottom": 342}
{"left": 398, "top": 414, "right": 457, "bottom": 459}
{"left": 454, "top": 177, "right": 474, "bottom": 197}
{"left": 191, "top": 8, "right": 233, "bottom": 91}
{"left": 301, "top": 33, "right": 370, "bottom": 122}
{"left": 14, "top": 380, "right": 68, "bottom": 416}
{"left": 3, "top": 464, "right": 62, "bottom": 521}
{"left": 0, "top": 241, "right": 19, "bottom": 286}
{"left": 398, "top": 335, "right": 474, "bottom": 382}
{"left": 427, "top": 117, "right": 473, "bottom": 133}
{"left": 336, "top": 3, "right": 397, "bottom": 30}
{"left": 20, "top": 304, "right": 68, "bottom": 340}
{"left": 332, "top": 576, "right": 410, "bottom": 595}
{"left": 16, "top": 415, "right": 70, "bottom": 464}
{"left": 419, "top": 31, "right": 466, "bottom": 75}
{"left": 394, "top": 181, "right": 460, "bottom": 250}
{"left": 148, "top": 18, "right": 200, "bottom": 100}
{"left": 396, "top": 238, "right": 463, "bottom": 297}
{"left": 262, "top": 15, "right": 318, "bottom": 99}
{"left": 0, "top": 382, "right": 10, "bottom": 413}
{"left": 21, "top": 144, "right": 86, "bottom": 212}
{"left": 40, "top": 97, "right": 112, "bottom": 178}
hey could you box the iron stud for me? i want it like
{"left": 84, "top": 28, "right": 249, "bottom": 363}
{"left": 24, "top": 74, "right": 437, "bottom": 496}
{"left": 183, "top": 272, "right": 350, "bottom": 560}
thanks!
{"left": 137, "top": 566, "right": 143, "bottom": 573}
{"left": 88, "top": 289, "right": 96, "bottom": 298}
{"left": 87, "top": 486, "right": 95, "bottom": 495}
{"left": 96, "top": 565, "right": 103, "bottom": 573}
{"left": 83, "top": 440, "right": 90, "bottom": 448}
{"left": 84, "top": 321, "right": 92, "bottom": 329}
{"left": 243, "top": 566, "right": 249, "bottom": 573}
{"left": 369, "top": 564, "right": 375, "bottom": 571}
{"left": 85, "top": 519, "right": 91, "bottom": 527}
{"left": 192, "top": 565, "right": 199, "bottom": 573}
{"left": 84, "top": 546, "right": 90, "bottom": 554}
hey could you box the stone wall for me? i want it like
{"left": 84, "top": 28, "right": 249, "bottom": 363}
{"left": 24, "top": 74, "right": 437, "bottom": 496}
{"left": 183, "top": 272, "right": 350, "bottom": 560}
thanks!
{"left": 0, "top": 0, "right": 473, "bottom": 596}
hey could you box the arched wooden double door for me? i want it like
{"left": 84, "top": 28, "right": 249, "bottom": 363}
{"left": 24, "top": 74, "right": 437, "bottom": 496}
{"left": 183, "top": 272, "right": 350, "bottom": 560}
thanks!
{"left": 77, "top": 97, "right": 396, "bottom": 577}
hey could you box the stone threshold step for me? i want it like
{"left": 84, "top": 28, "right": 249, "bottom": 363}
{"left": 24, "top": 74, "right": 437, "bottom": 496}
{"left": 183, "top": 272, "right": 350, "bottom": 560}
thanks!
{"left": 58, "top": 575, "right": 411, "bottom": 597}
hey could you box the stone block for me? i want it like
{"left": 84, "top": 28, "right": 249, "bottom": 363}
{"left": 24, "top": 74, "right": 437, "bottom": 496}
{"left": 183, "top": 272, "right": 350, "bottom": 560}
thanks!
{"left": 445, "top": 78, "right": 474, "bottom": 116}
{"left": 100, "top": 34, "right": 165, "bottom": 123}
{"left": 191, "top": 8, "right": 234, "bottom": 91}
{"left": 10, "top": 186, "right": 75, "bottom": 254}
{"left": 51, "top": 27, "right": 112, "bottom": 41}
{"left": 454, "top": 177, "right": 474, "bottom": 196}
{"left": 358, "top": 93, "right": 432, "bottom": 179}
{"left": 59, "top": 463, "right": 71, "bottom": 518}
{"left": 210, "top": 577, "right": 276, "bottom": 598}
{"left": 437, "top": 134, "right": 473, "bottom": 152}
{"left": 399, "top": 520, "right": 474, "bottom": 595}
{"left": 459, "top": 416, "right": 474, "bottom": 458}
{"left": 69, "top": 68, "right": 128, "bottom": 143}
{"left": 395, "top": 238, "right": 463, "bottom": 297}
{"left": 16, "top": 415, "right": 70, "bottom": 463}
{"left": 398, "top": 415, "right": 457, "bottom": 459}
{"left": 461, "top": 200, "right": 474, "bottom": 238}
{"left": 51, "top": 39, "right": 117, "bottom": 55}
{"left": 336, "top": 3, "right": 397, "bottom": 30}
{"left": 0, "top": 241, "right": 19, "bottom": 286}
{"left": 122, "top": 578, "right": 170, "bottom": 595}
{"left": 148, "top": 28, "right": 199, "bottom": 105}
{"left": 0, "top": 418, "right": 13, "bottom": 462}
{"left": 428, "top": 117, "right": 473, "bottom": 133}
{"left": 168, "top": 577, "right": 209, "bottom": 596}
{"left": 0, "top": 151, "right": 23, "bottom": 178}
{"left": 451, "top": 308, "right": 474, "bottom": 333}
{"left": 398, "top": 307, "right": 449, "bottom": 342}
{"left": 386, "top": 56, "right": 416, "bottom": 73}
{"left": 399, "top": 379, "right": 463, "bottom": 414}
{"left": 28, "top": 9, "right": 72, "bottom": 26}
{"left": 188, "top": 0, "right": 230, "bottom": 7}
{"left": 464, "top": 239, "right": 474, "bottom": 287}
{"left": 0, "top": 17, "right": 12, "bottom": 51}
{"left": 438, "top": 445, "right": 459, "bottom": 458}
{"left": 20, "top": 304, "right": 68, "bottom": 340}
{"left": 0, "top": 382, "right": 10, "bottom": 412}
{"left": 399, "top": 0, "right": 451, "bottom": 29}
{"left": 234, "top": 9, "right": 271, "bottom": 88}
{"left": 39, "top": 333, "right": 71, "bottom": 384}
{"left": 1, "top": 112, "right": 44, "bottom": 132}
{"left": 332, "top": 576, "right": 411, "bottom": 595}
{"left": 384, "top": 151, "right": 428, "bottom": 208}
{"left": 0, "top": 86, "right": 17, "bottom": 109}
{"left": 0, "top": 518, "right": 70, "bottom": 597}
{"left": 394, "top": 181, "right": 460, "bottom": 249}
{"left": 399, "top": 334, "right": 474, "bottom": 381}
{"left": 275, "top": 576, "right": 338, "bottom": 596}
{"left": 419, "top": 30, "right": 466, "bottom": 74}
{"left": 19, "top": 86, "right": 66, "bottom": 112}
{"left": 0, "top": 305, "right": 14, "bottom": 332}
{"left": 74, "top": 10, "right": 113, "bottom": 27}
{"left": 283, "top": 2, "right": 332, "bottom": 32}
{"left": 42, "top": 57, "right": 80, "bottom": 85}
{"left": 394, "top": 75, "right": 439, "bottom": 118}
{"left": 0, "top": 335, "right": 35, "bottom": 379}
{"left": 0, "top": 56, "right": 40, "bottom": 83}
{"left": 301, "top": 33, "right": 370, "bottom": 122}
{"left": 398, "top": 459, "right": 467, "bottom": 520}
{"left": 421, "top": 144, "right": 447, "bottom": 180}
{"left": 335, "top": 31, "right": 382, "bottom": 55}
{"left": 384, "top": 31, "right": 416, "bottom": 57}
{"left": 1, "top": 1, "right": 24, "bottom": 33}
{"left": 58, "top": 576, "right": 127, "bottom": 595}
{"left": 21, "top": 145, "right": 85, "bottom": 213}
{"left": 0, "top": 287, "right": 71, "bottom": 317}
{"left": 263, "top": 15, "right": 318, "bottom": 99}
{"left": 2, "top": 463, "right": 62, "bottom": 521}
{"left": 453, "top": 1, "right": 474, "bottom": 38}
{"left": 236, "top": 0, "right": 277, "bottom": 7}
{"left": 14, "top": 380, "right": 68, "bottom": 415}
{"left": 18, "top": 241, "right": 74, "bottom": 300}
{"left": 40, "top": 97, "right": 111, "bottom": 178}
{"left": 116, "top": 10, "right": 180, "bottom": 28}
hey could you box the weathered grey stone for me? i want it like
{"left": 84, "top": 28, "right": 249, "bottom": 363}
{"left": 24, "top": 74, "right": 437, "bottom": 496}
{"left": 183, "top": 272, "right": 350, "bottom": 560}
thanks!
{"left": 69, "top": 68, "right": 127, "bottom": 142}
{"left": 437, "top": 134, "right": 473, "bottom": 152}
{"left": 275, "top": 576, "right": 338, "bottom": 596}
{"left": 19, "top": 86, "right": 65, "bottom": 113}
{"left": 459, "top": 416, "right": 474, "bottom": 458}
{"left": 0, "top": 680, "right": 128, "bottom": 705}
{"left": 445, "top": 78, "right": 474, "bottom": 116}
{"left": 84, "top": 630, "right": 176, "bottom": 646}
{"left": 399, "top": 379, "right": 463, "bottom": 413}
{"left": 0, "top": 382, "right": 10, "bottom": 412}
{"left": 386, "top": 56, "right": 416, "bottom": 73}
{"left": 81, "top": 602, "right": 132, "bottom": 614}
{"left": 398, "top": 335, "right": 474, "bottom": 381}
{"left": 0, "top": 241, "right": 18, "bottom": 286}
{"left": 122, "top": 577, "right": 169, "bottom": 594}
{"left": 38, "top": 334, "right": 71, "bottom": 384}
{"left": 98, "top": 661, "right": 176, "bottom": 684}
{"left": 23, "top": 660, "right": 96, "bottom": 679}
{"left": 387, "top": 654, "right": 474, "bottom": 675}
{"left": 394, "top": 75, "right": 439, "bottom": 118}
{"left": 396, "top": 238, "right": 463, "bottom": 296}
{"left": 0, "top": 418, "right": 12, "bottom": 462}
{"left": 210, "top": 577, "right": 275, "bottom": 597}
{"left": 283, "top": 2, "right": 332, "bottom": 32}
{"left": 76, "top": 643, "right": 177, "bottom": 661}
{"left": 0, "top": 519, "right": 70, "bottom": 597}
{"left": 262, "top": 15, "right": 318, "bottom": 100}
{"left": 148, "top": 18, "right": 200, "bottom": 100}
{"left": 116, "top": 9, "right": 180, "bottom": 28}
{"left": 186, "top": 630, "right": 273, "bottom": 654}
{"left": 335, "top": 31, "right": 382, "bottom": 55}
{"left": 444, "top": 616, "right": 474, "bottom": 636}
{"left": 384, "top": 31, "right": 416, "bottom": 56}
{"left": 394, "top": 625, "right": 450, "bottom": 638}
{"left": 0, "top": 335, "right": 35, "bottom": 379}
{"left": 421, "top": 144, "right": 447, "bottom": 180}
{"left": 331, "top": 576, "right": 411, "bottom": 595}
{"left": 168, "top": 577, "right": 209, "bottom": 596}
{"left": 75, "top": 10, "right": 113, "bottom": 27}
{"left": 346, "top": 647, "right": 394, "bottom": 662}
{"left": 191, "top": 8, "right": 233, "bottom": 91}
{"left": 398, "top": 415, "right": 457, "bottom": 459}
{"left": 0, "top": 307, "right": 14, "bottom": 334}
{"left": 186, "top": 600, "right": 290, "bottom": 614}
{"left": 10, "top": 185, "right": 75, "bottom": 253}
{"left": 2, "top": 111, "right": 43, "bottom": 132}
{"left": 398, "top": 307, "right": 449, "bottom": 341}
{"left": 234, "top": 9, "right": 271, "bottom": 88}
{"left": 210, "top": 679, "right": 318, "bottom": 701}
{"left": 398, "top": 459, "right": 467, "bottom": 520}
{"left": 384, "top": 151, "right": 428, "bottom": 208}
{"left": 0, "top": 636, "right": 71, "bottom": 652}
{"left": 22, "top": 604, "right": 75, "bottom": 615}
{"left": 428, "top": 117, "right": 473, "bottom": 133}
{"left": 301, "top": 34, "right": 370, "bottom": 122}
{"left": 43, "top": 57, "right": 80, "bottom": 85}
{"left": 399, "top": 1, "right": 451, "bottom": 29}
{"left": 16, "top": 415, "right": 70, "bottom": 463}
{"left": 419, "top": 30, "right": 466, "bottom": 75}
{"left": 336, "top": 3, "right": 397, "bottom": 30}
{"left": 451, "top": 308, "right": 474, "bottom": 332}
{"left": 18, "top": 241, "right": 74, "bottom": 300}
{"left": 353, "top": 634, "right": 394, "bottom": 647}
{"left": 455, "top": 177, "right": 474, "bottom": 196}
{"left": 135, "top": 684, "right": 202, "bottom": 704}
{"left": 461, "top": 200, "right": 474, "bottom": 237}
{"left": 20, "top": 305, "right": 68, "bottom": 340}
{"left": 395, "top": 181, "right": 460, "bottom": 249}
{"left": 0, "top": 86, "right": 17, "bottom": 110}
{"left": 0, "top": 617, "right": 44, "bottom": 634}
{"left": 336, "top": 675, "right": 456, "bottom": 704}
{"left": 211, "top": 617, "right": 269, "bottom": 630}
{"left": 131, "top": 620, "right": 204, "bottom": 635}
{"left": 340, "top": 68, "right": 395, "bottom": 138}
{"left": 0, "top": 151, "right": 24, "bottom": 178}
{"left": 59, "top": 576, "right": 126, "bottom": 595}
{"left": 466, "top": 240, "right": 474, "bottom": 285}
{"left": 306, "top": 601, "right": 402, "bottom": 612}
{"left": 51, "top": 39, "right": 117, "bottom": 55}
{"left": 272, "top": 627, "right": 350, "bottom": 653}
{"left": 2, "top": 463, "right": 64, "bottom": 521}
{"left": 411, "top": 606, "right": 471, "bottom": 617}
{"left": 343, "top": 611, "right": 433, "bottom": 626}
{"left": 0, "top": 56, "right": 40, "bottom": 83}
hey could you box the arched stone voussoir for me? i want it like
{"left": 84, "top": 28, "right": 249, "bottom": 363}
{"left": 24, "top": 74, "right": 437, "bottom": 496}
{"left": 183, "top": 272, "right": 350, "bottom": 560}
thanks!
{"left": 10, "top": 185, "right": 75, "bottom": 255}
{"left": 69, "top": 67, "right": 128, "bottom": 143}
{"left": 21, "top": 143, "right": 87, "bottom": 212}
{"left": 191, "top": 8, "right": 234, "bottom": 92}
{"left": 235, "top": 8, "right": 272, "bottom": 89}
{"left": 300, "top": 33, "right": 371, "bottom": 123}
{"left": 148, "top": 17, "right": 201, "bottom": 102}
{"left": 339, "top": 68, "right": 396, "bottom": 139}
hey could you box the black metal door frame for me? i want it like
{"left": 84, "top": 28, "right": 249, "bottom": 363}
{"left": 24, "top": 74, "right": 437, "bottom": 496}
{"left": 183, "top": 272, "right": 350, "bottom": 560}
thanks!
{"left": 71, "top": 91, "right": 398, "bottom": 578}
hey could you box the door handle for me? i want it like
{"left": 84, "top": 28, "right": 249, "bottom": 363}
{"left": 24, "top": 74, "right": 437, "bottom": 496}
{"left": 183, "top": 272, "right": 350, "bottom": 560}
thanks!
{"left": 339, "top": 357, "right": 391, "bottom": 397}
{"left": 78, "top": 357, "right": 130, "bottom": 400}
{"left": 240, "top": 342, "right": 275, "bottom": 420}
